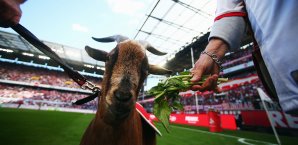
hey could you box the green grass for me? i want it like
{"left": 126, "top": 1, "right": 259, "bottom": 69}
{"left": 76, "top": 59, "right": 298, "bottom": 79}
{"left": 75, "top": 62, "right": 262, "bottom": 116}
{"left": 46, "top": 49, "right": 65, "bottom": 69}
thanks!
{"left": 156, "top": 124, "right": 297, "bottom": 145}
{"left": 0, "top": 108, "right": 297, "bottom": 145}
{"left": 0, "top": 108, "right": 94, "bottom": 145}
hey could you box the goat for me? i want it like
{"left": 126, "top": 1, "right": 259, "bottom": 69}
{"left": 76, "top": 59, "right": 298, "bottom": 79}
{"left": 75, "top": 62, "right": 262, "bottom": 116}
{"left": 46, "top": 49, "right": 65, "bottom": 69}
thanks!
{"left": 80, "top": 35, "right": 171, "bottom": 145}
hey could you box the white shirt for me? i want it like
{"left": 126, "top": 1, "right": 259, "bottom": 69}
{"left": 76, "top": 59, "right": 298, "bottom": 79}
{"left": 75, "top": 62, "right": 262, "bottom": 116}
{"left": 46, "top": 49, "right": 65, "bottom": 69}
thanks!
{"left": 209, "top": 0, "right": 298, "bottom": 113}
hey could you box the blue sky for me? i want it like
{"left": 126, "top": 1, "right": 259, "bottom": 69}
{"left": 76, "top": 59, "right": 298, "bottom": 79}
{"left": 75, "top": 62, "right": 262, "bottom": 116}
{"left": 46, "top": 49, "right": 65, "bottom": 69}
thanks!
{"left": 0, "top": 0, "right": 216, "bottom": 90}
{"left": 1, "top": 0, "right": 153, "bottom": 51}
{"left": 0, "top": 0, "right": 159, "bottom": 90}
{"left": 0, "top": 0, "right": 216, "bottom": 65}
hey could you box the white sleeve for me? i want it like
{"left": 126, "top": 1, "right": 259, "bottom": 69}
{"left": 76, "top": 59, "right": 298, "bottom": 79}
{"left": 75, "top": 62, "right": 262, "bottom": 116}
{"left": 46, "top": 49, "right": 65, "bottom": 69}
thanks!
{"left": 215, "top": 0, "right": 245, "bottom": 18}
{"left": 209, "top": 0, "right": 246, "bottom": 50}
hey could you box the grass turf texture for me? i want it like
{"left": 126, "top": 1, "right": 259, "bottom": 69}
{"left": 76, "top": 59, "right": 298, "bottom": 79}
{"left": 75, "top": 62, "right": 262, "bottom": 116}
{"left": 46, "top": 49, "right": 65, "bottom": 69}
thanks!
{"left": 0, "top": 108, "right": 297, "bottom": 145}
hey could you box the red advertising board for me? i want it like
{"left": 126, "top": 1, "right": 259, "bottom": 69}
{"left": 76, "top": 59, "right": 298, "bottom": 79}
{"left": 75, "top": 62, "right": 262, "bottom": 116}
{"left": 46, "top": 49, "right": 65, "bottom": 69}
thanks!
{"left": 149, "top": 111, "right": 298, "bottom": 130}
{"left": 150, "top": 113, "right": 237, "bottom": 130}
{"left": 220, "top": 114, "right": 237, "bottom": 130}
{"left": 241, "top": 111, "right": 298, "bottom": 129}
{"left": 170, "top": 114, "right": 209, "bottom": 127}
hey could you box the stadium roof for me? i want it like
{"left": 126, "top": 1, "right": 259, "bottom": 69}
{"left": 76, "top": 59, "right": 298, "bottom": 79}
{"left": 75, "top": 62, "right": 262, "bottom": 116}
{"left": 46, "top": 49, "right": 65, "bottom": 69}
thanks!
{"left": 0, "top": 30, "right": 104, "bottom": 67}
{"left": 1, "top": 0, "right": 218, "bottom": 74}
{"left": 0, "top": 0, "right": 253, "bottom": 76}
{"left": 134, "top": 0, "right": 217, "bottom": 66}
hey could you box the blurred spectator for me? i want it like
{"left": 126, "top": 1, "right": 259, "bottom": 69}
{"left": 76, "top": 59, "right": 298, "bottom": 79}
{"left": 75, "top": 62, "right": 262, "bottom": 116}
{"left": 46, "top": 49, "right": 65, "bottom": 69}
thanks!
{"left": 0, "top": 62, "right": 102, "bottom": 89}
{"left": 141, "top": 73, "right": 274, "bottom": 113}
{"left": 0, "top": 48, "right": 273, "bottom": 113}
{"left": 0, "top": 84, "right": 97, "bottom": 110}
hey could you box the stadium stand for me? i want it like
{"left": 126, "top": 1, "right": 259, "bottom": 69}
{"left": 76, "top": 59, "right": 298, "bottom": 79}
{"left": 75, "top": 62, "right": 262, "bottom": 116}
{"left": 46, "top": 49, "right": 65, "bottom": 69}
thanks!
{"left": 0, "top": 83, "right": 97, "bottom": 110}
{"left": 2, "top": 29, "right": 296, "bottom": 137}
{"left": 0, "top": 30, "right": 280, "bottom": 114}
{"left": 0, "top": 30, "right": 103, "bottom": 111}
{"left": 138, "top": 44, "right": 281, "bottom": 115}
{"left": 0, "top": 61, "right": 101, "bottom": 110}
{"left": 0, "top": 62, "right": 101, "bottom": 89}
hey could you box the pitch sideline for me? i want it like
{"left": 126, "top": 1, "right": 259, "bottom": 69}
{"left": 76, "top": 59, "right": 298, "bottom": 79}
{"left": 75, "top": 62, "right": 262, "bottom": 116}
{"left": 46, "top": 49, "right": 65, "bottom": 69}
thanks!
{"left": 172, "top": 125, "right": 277, "bottom": 145}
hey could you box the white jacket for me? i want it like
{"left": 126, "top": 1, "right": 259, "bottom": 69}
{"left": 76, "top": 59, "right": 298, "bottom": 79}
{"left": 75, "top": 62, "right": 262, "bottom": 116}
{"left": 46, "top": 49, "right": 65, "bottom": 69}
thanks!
{"left": 209, "top": 0, "right": 298, "bottom": 113}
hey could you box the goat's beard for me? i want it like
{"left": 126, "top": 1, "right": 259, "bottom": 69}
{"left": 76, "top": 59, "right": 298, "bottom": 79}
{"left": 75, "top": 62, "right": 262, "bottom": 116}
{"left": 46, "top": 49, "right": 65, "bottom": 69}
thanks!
{"left": 101, "top": 94, "right": 135, "bottom": 125}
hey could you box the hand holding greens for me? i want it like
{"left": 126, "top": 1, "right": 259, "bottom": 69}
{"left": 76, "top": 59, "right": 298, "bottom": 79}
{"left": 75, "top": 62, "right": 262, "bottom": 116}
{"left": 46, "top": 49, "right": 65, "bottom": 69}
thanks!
{"left": 148, "top": 72, "right": 228, "bottom": 132}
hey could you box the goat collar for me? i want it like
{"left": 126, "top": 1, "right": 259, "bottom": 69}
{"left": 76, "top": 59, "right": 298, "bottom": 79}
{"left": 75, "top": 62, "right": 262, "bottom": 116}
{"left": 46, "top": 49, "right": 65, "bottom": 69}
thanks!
{"left": 135, "top": 102, "right": 162, "bottom": 136}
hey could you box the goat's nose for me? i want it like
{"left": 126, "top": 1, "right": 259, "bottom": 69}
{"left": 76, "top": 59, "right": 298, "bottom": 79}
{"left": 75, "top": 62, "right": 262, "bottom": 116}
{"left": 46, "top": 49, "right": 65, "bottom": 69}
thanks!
{"left": 114, "top": 90, "right": 132, "bottom": 102}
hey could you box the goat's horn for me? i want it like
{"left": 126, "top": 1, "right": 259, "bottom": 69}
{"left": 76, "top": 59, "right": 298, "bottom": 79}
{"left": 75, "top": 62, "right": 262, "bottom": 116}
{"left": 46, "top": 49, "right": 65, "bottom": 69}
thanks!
{"left": 149, "top": 64, "right": 172, "bottom": 75}
{"left": 85, "top": 45, "right": 108, "bottom": 62}
{"left": 92, "top": 35, "right": 129, "bottom": 43}
{"left": 138, "top": 40, "right": 167, "bottom": 56}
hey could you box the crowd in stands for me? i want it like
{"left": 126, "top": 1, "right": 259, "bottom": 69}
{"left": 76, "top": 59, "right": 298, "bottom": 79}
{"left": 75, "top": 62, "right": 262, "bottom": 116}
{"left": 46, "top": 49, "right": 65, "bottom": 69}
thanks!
{"left": 195, "top": 80, "right": 263, "bottom": 106}
{"left": 0, "top": 84, "right": 97, "bottom": 110}
{"left": 141, "top": 74, "right": 275, "bottom": 113}
{"left": 0, "top": 46, "right": 277, "bottom": 113}
{"left": 0, "top": 62, "right": 101, "bottom": 110}
{"left": 221, "top": 46, "right": 253, "bottom": 69}
{"left": 0, "top": 62, "right": 102, "bottom": 89}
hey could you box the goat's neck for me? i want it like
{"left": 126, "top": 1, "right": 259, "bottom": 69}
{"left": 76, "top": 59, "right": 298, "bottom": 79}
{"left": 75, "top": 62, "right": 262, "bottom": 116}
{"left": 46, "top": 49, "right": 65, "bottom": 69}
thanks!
{"left": 92, "top": 109, "right": 143, "bottom": 145}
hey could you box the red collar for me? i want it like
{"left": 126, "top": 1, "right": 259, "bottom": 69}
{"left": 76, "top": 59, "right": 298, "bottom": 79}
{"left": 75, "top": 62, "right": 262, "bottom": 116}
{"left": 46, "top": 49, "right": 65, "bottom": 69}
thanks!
{"left": 135, "top": 102, "right": 162, "bottom": 136}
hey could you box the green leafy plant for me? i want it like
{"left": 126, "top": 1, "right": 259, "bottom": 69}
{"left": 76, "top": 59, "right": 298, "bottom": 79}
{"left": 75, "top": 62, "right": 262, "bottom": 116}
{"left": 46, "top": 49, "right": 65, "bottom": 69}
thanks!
{"left": 148, "top": 71, "right": 228, "bottom": 132}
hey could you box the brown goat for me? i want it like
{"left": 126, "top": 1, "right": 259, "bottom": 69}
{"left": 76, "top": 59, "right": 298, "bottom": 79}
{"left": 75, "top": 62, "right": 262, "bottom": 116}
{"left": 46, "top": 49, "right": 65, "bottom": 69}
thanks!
{"left": 80, "top": 35, "right": 171, "bottom": 145}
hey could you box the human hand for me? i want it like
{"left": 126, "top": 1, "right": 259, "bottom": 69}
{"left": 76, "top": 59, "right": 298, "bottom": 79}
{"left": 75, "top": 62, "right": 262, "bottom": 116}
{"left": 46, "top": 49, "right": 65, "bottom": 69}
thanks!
{"left": 0, "top": 0, "right": 26, "bottom": 28}
{"left": 190, "top": 53, "right": 220, "bottom": 92}
{"left": 190, "top": 38, "right": 228, "bottom": 92}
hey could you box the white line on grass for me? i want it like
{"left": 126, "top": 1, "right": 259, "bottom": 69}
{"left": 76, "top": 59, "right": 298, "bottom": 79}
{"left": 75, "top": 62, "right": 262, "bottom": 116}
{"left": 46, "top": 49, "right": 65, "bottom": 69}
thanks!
{"left": 238, "top": 138, "right": 257, "bottom": 145}
{"left": 172, "top": 126, "right": 277, "bottom": 145}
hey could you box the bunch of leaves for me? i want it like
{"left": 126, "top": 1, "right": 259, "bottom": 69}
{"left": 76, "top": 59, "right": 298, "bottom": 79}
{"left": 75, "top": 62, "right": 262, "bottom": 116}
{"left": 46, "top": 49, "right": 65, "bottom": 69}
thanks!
{"left": 148, "top": 71, "right": 228, "bottom": 132}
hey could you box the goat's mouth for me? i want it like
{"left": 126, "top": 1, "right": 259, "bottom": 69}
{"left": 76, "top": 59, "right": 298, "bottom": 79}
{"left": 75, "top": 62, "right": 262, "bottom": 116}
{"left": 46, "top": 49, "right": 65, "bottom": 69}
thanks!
{"left": 111, "top": 106, "right": 131, "bottom": 119}
{"left": 111, "top": 98, "right": 134, "bottom": 119}
{"left": 109, "top": 89, "right": 134, "bottom": 118}
{"left": 104, "top": 97, "right": 134, "bottom": 123}
{"left": 103, "top": 103, "right": 132, "bottom": 125}
{"left": 103, "top": 89, "right": 135, "bottom": 124}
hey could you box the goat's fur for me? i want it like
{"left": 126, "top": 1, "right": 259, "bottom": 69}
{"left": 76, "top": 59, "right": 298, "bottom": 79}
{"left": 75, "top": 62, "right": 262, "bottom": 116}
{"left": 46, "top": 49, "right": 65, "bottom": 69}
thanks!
{"left": 80, "top": 37, "right": 170, "bottom": 145}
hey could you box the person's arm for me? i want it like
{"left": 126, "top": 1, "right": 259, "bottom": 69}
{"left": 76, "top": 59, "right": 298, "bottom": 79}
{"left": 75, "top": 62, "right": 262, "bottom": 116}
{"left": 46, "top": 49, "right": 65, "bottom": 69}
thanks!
{"left": 191, "top": 0, "right": 246, "bottom": 92}
{"left": 0, "top": 0, "right": 26, "bottom": 28}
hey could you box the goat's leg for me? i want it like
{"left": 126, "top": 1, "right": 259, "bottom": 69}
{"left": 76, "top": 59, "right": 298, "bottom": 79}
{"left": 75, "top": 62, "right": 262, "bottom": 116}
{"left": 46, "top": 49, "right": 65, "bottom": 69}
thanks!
{"left": 141, "top": 117, "right": 156, "bottom": 145}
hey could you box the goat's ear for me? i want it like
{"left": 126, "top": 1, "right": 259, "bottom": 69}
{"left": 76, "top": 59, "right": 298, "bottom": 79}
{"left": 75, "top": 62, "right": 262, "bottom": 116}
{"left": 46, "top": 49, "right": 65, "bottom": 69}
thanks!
{"left": 85, "top": 46, "right": 108, "bottom": 61}
{"left": 149, "top": 64, "right": 172, "bottom": 75}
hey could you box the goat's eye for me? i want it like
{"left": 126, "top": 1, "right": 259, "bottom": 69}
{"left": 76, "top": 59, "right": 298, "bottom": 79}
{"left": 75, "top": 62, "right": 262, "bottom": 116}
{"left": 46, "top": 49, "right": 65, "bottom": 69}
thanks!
{"left": 106, "top": 55, "right": 114, "bottom": 62}
{"left": 140, "top": 65, "right": 148, "bottom": 74}
{"left": 144, "top": 70, "right": 149, "bottom": 76}
{"left": 107, "top": 56, "right": 111, "bottom": 61}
